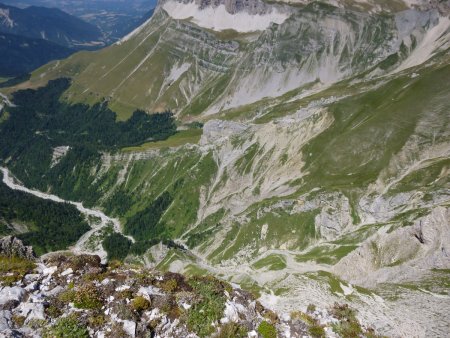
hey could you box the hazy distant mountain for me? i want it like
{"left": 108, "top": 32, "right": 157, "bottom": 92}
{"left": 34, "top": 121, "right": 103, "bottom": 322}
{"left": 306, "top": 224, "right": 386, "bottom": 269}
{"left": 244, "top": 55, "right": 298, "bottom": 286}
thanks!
{"left": 0, "top": 0, "right": 157, "bottom": 43}
{"left": 0, "top": 32, "right": 72, "bottom": 77}
{"left": 0, "top": 3, "right": 103, "bottom": 49}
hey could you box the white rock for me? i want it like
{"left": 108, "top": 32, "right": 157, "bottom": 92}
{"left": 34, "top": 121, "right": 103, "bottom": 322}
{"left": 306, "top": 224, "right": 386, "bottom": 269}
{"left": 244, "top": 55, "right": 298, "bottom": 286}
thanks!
{"left": 0, "top": 310, "right": 12, "bottom": 330}
{"left": 0, "top": 286, "right": 26, "bottom": 305}
{"left": 60, "top": 268, "right": 73, "bottom": 276}
{"left": 281, "top": 313, "right": 291, "bottom": 322}
{"left": 42, "top": 266, "right": 57, "bottom": 276}
{"left": 23, "top": 274, "right": 40, "bottom": 283}
{"left": 115, "top": 285, "right": 130, "bottom": 292}
{"left": 138, "top": 286, "right": 163, "bottom": 297}
{"left": 28, "top": 294, "right": 45, "bottom": 303}
{"left": 16, "top": 302, "right": 45, "bottom": 322}
{"left": 43, "top": 286, "right": 64, "bottom": 297}
{"left": 122, "top": 320, "right": 136, "bottom": 337}
{"left": 24, "top": 281, "right": 39, "bottom": 292}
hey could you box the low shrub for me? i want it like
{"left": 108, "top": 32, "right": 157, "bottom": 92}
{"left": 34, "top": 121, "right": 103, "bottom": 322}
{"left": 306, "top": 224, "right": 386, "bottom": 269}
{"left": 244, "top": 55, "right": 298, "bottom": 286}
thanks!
{"left": 45, "top": 304, "right": 62, "bottom": 318}
{"left": 131, "top": 296, "right": 151, "bottom": 312}
{"left": 43, "top": 315, "right": 89, "bottom": 338}
{"left": 187, "top": 276, "right": 227, "bottom": 337}
{"left": 309, "top": 324, "right": 325, "bottom": 338}
{"left": 73, "top": 284, "right": 104, "bottom": 310}
{"left": 160, "top": 278, "right": 178, "bottom": 293}
{"left": 290, "top": 311, "right": 316, "bottom": 325}
{"left": 257, "top": 321, "right": 277, "bottom": 338}
{"left": 307, "top": 303, "right": 316, "bottom": 313}
{"left": 331, "top": 303, "right": 362, "bottom": 338}
{"left": 0, "top": 255, "right": 35, "bottom": 285}
{"left": 215, "top": 322, "right": 247, "bottom": 338}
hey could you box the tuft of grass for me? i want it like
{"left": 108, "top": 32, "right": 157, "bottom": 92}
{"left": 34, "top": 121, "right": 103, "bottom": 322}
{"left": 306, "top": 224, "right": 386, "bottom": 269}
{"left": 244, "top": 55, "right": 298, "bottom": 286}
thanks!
{"left": 309, "top": 324, "right": 326, "bottom": 338}
{"left": 187, "top": 276, "right": 227, "bottom": 337}
{"left": 307, "top": 304, "right": 316, "bottom": 313}
{"left": 131, "top": 296, "right": 151, "bottom": 312}
{"left": 43, "top": 315, "right": 89, "bottom": 338}
{"left": 73, "top": 284, "right": 104, "bottom": 310}
{"left": 291, "top": 311, "right": 316, "bottom": 326}
{"left": 215, "top": 322, "right": 248, "bottom": 338}
{"left": 257, "top": 321, "right": 277, "bottom": 338}
{"left": 0, "top": 255, "right": 36, "bottom": 285}
{"left": 331, "top": 303, "right": 362, "bottom": 338}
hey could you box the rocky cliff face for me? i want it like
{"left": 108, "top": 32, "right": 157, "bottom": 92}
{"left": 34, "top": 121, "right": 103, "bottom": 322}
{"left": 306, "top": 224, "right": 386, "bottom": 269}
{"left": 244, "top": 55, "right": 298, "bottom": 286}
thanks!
{"left": 0, "top": 237, "right": 35, "bottom": 261}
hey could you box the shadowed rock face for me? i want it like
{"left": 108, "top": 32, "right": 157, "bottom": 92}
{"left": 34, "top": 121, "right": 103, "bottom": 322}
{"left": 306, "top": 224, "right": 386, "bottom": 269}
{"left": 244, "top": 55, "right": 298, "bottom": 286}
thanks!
{"left": 0, "top": 236, "right": 35, "bottom": 260}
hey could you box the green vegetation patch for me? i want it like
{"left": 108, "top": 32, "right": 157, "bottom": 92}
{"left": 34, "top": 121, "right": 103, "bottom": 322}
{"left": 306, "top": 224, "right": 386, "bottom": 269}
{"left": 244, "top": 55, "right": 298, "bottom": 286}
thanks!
{"left": 102, "top": 233, "right": 132, "bottom": 260}
{"left": 124, "top": 191, "right": 173, "bottom": 241}
{"left": 122, "top": 128, "right": 202, "bottom": 152}
{"left": 187, "top": 276, "right": 228, "bottom": 337}
{"left": 257, "top": 321, "right": 277, "bottom": 338}
{"left": 252, "top": 254, "right": 287, "bottom": 271}
{"left": 43, "top": 315, "right": 89, "bottom": 338}
{"left": 0, "top": 255, "right": 36, "bottom": 285}
{"left": 295, "top": 245, "right": 358, "bottom": 265}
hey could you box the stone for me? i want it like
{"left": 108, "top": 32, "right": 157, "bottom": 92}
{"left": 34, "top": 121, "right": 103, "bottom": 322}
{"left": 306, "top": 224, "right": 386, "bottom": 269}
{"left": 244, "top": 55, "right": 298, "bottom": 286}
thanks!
{"left": 122, "top": 320, "right": 136, "bottom": 337}
{"left": 0, "top": 287, "right": 26, "bottom": 306}
{"left": 23, "top": 274, "right": 40, "bottom": 283}
{"left": 0, "top": 310, "right": 12, "bottom": 331}
{"left": 60, "top": 268, "right": 73, "bottom": 276}
{"left": 24, "top": 282, "right": 39, "bottom": 292}
{"left": 42, "top": 286, "right": 64, "bottom": 297}
{"left": 42, "top": 266, "right": 57, "bottom": 276}
{"left": 16, "top": 303, "right": 45, "bottom": 322}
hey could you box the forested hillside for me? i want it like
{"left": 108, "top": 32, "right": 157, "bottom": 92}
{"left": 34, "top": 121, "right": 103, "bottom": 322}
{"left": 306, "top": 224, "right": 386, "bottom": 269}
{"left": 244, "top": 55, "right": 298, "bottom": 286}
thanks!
{"left": 0, "top": 33, "right": 72, "bottom": 77}
{"left": 0, "top": 174, "right": 89, "bottom": 255}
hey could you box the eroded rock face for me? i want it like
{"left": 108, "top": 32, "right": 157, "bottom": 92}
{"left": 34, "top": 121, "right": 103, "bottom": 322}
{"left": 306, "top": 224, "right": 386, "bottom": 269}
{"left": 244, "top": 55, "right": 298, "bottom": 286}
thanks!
{"left": 333, "top": 206, "right": 450, "bottom": 287}
{"left": 0, "top": 237, "right": 35, "bottom": 260}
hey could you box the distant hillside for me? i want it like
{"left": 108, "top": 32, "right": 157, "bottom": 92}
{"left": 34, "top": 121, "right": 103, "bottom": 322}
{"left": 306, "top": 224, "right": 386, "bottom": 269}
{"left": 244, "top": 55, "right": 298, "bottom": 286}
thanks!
{"left": 0, "top": 2, "right": 103, "bottom": 49}
{"left": 0, "top": 0, "right": 157, "bottom": 44}
{"left": 0, "top": 32, "right": 72, "bottom": 77}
